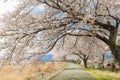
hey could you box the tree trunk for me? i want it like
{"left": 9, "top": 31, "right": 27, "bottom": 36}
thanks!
{"left": 83, "top": 59, "right": 88, "bottom": 68}
{"left": 110, "top": 45, "right": 120, "bottom": 68}
{"left": 101, "top": 54, "right": 105, "bottom": 64}
{"left": 108, "top": 26, "right": 120, "bottom": 68}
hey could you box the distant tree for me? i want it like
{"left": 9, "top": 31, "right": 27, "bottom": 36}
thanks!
{"left": 63, "top": 37, "right": 95, "bottom": 68}
{"left": 73, "top": 51, "right": 89, "bottom": 68}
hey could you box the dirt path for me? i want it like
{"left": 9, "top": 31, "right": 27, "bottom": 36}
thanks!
{"left": 50, "top": 63, "right": 96, "bottom": 80}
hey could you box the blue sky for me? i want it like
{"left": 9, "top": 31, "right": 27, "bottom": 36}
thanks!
{"left": 39, "top": 53, "right": 54, "bottom": 62}
{"left": 32, "top": 4, "right": 45, "bottom": 15}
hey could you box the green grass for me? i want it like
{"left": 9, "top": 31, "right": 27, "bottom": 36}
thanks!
{"left": 84, "top": 68, "right": 120, "bottom": 80}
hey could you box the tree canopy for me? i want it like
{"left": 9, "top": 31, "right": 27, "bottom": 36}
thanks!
{"left": 0, "top": 0, "right": 120, "bottom": 65}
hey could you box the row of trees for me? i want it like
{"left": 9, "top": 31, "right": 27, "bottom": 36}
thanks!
{"left": 61, "top": 37, "right": 108, "bottom": 68}
{"left": 0, "top": 0, "right": 120, "bottom": 67}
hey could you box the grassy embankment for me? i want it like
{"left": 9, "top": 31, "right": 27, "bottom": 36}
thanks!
{"left": 0, "top": 62, "right": 67, "bottom": 80}
{"left": 84, "top": 68, "right": 120, "bottom": 80}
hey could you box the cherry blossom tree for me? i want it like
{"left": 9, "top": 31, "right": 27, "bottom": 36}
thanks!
{"left": 0, "top": 0, "right": 120, "bottom": 67}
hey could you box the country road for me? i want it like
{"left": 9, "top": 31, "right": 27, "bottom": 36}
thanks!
{"left": 50, "top": 63, "right": 96, "bottom": 80}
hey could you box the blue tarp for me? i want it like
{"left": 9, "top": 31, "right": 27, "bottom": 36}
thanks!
{"left": 105, "top": 52, "right": 112, "bottom": 59}
{"left": 85, "top": 27, "right": 91, "bottom": 31}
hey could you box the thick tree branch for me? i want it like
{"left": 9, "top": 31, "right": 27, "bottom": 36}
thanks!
{"left": 94, "top": 20, "right": 115, "bottom": 31}
{"left": 72, "top": 52, "right": 84, "bottom": 60}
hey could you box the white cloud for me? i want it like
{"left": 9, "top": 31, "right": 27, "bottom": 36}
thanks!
{"left": 0, "top": 0, "right": 20, "bottom": 17}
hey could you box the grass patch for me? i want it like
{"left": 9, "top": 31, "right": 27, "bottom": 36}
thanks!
{"left": 84, "top": 68, "right": 120, "bottom": 80}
